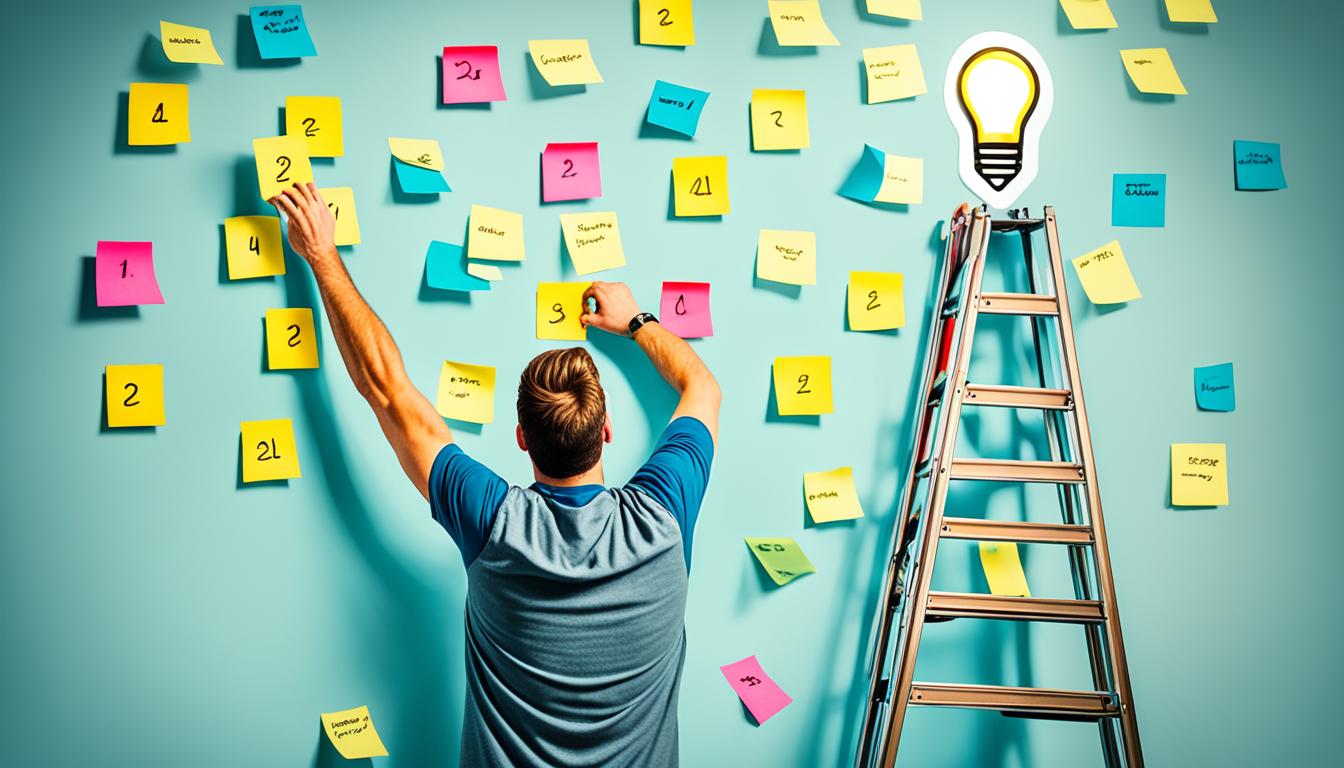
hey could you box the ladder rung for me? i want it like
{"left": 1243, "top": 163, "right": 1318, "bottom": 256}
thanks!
{"left": 964, "top": 384, "right": 1072, "bottom": 410}
{"left": 978, "top": 292, "right": 1059, "bottom": 316}
{"left": 909, "top": 683, "right": 1119, "bottom": 720}
{"left": 939, "top": 517, "right": 1094, "bottom": 545}
{"left": 950, "top": 459, "right": 1084, "bottom": 484}
{"left": 926, "top": 592, "right": 1105, "bottom": 624}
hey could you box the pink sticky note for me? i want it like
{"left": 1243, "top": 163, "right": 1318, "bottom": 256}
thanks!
{"left": 542, "top": 142, "right": 602, "bottom": 202}
{"left": 96, "top": 241, "right": 163, "bottom": 306}
{"left": 720, "top": 655, "right": 792, "bottom": 725}
{"left": 442, "top": 46, "right": 507, "bottom": 104}
{"left": 660, "top": 281, "right": 713, "bottom": 338}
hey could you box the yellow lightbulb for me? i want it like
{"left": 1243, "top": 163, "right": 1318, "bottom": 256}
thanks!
{"left": 956, "top": 48, "right": 1041, "bottom": 192}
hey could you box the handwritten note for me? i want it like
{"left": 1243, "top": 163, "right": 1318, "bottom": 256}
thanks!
{"left": 1166, "top": 0, "right": 1217, "bottom": 23}
{"left": 1112, "top": 173, "right": 1166, "bottom": 227}
{"left": 1233, "top": 140, "right": 1286, "bottom": 190}
{"left": 319, "top": 187, "right": 361, "bottom": 246}
{"left": 425, "top": 241, "right": 491, "bottom": 292}
{"left": 720, "top": 655, "right": 793, "bottom": 725}
{"left": 224, "top": 216, "right": 284, "bottom": 280}
{"left": 660, "top": 281, "right": 713, "bottom": 338}
{"left": 285, "top": 96, "right": 342, "bottom": 157}
{"left": 128, "top": 83, "right": 190, "bottom": 146}
{"left": 1194, "top": 363, "right": 1235, "bottom": 412}
{"left": 528, "top": 39, "right": 603, "bottom": 86}
{"left": 848, "top": 271, "right": 904, "bottom": 331}
{"left": 96, "top": 240, "right": 164, "bottom": 307}
{"left": 866, "top": 0, "right": 921, "bottom": 19}
{"left": 1171, "top": 443, "right": 1229, "bottom": 506}
{"left": 803, "top": 467, "right": 864, "bottom": 523}
{"left": 773, "top": 356, "right": 832, "bottom": 416}
{"left": 159, "top": 21, "right": 223, "bottom": 64}
{"left": 389, "top": 137, "right": 450, "bottom": 194}
{"left": 863, "top": 44, "right": 927, "bottom": 104}
{"left": 240, "top": 418, "right": 301, "bottom": 482}
{"left": 750, "top": 89, "right": 809, "bottom": 151}
{"left": 841, "top": 145, "right": 922, "bottom": 204}
{"left": 105, "top": 364, "right": 165, "bottom": 428}
{"left": 319, "top": 705, "right": 387, "bottom": 760}
{"left": 442, "top": 45, "right": 507, "bottom": 103}
{"left": 537, "top": 282, "right": 591, "bottom": 341}
{"left": 672, "top": 156, "right": 730, "bottom": 217}
{"left": 1059, "top": 0, "right": 1117, "bottom": 29}
{"left": 436, "top": 360, "right": 497, "bottom": 424}
{"left": 265, "top": 308, "right": 319, "bottom": 370}
{"left": 1072, "top": 241, "right": 1141, "bottom": 304}
{"left": 1120, "top": 48, "right": 1187, "bottom": 95}
{"left": 744, "top": 537, "right": 817, "bottom": 586}
{"left": 560, "top": 212, "right": 625, "bottom": 275}
{"left": 757, "top": 229, "right": 816, "bottom": 286}
{"left": 767, "top": 1, "right": 839, "bottom": 46}
{"left": 253, "top": 135, "right": 313, "bottom": 201}
{"left": 468, "top": 205, "right": 525, "bottom": 262}
{"left": 640, "top": 0, "right": 695, "bottom": 46}
{"left": 543, "top": 142, "right": 602, "bottom": 202}
{"left": 979, "top": 542, "right": 1031, "bottom": 596}
{"left": 647, "top": 80, "right": 709, "bottom": 137}
{"left": 249, "top": 5, "right": 316, "bottom": 59}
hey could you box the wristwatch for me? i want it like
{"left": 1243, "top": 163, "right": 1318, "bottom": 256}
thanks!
{"left": 627, "top": 312, "right": 659, "bottom": 337}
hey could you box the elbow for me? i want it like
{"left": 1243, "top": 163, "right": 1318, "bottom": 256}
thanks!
{"left": 692, "top": 369, "right": 722, "bottom": 407}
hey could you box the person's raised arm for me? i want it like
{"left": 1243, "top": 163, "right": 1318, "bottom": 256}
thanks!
{"left": 270, "top": 183, "right": 449, "bottom": 500}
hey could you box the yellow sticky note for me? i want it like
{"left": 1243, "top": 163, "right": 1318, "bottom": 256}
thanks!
{"left": 285, "top": 96, "right": 343, "bottom": 157}
{"left": 745, "top": 537, "right": 818, "bottom": 586}
{"left": 1166, "top": 0, "right": 1216, "bottom": 23}
{"left": 640, "top": 0, "right": 695, "bottom": 46}
{"left": 672, "top": 156, "right": 730, "bottom": 217}
{"left": 537, "top": 282, "right": 591, "bottom": 341}
{"left": 866, "top": 0, "right": 921, "bottom": 20}
{"left": 979, "top": 542, "right": 1031, "bottom": 596}
{"left": 436, "top": 360, "right": 497, "bottom": 424}
{"left": 528, "top": 39, "right": 604, "bottom": 86}
{"left": 863, "top": 44, "right": 927, "bottom": 104}
{"left": 468, "top": 205, "right": 525, "bottom": 262}
{"left": 1059, "top": 0, "right": 1117, "bottom": 29}
{"left": 159, "top": 21, "right": 223, "bottom": 64}
{"left": 240, "top": 418, "right": 301, "bottom": 483}
{"left": 253, "top": 135, "right": 313, "bottom": 201}
{"left": 468, "top": 263, "right": 503, "bottom": 282}
{"left": 387, "top": 137, "right": 444, "bottom": 170}
{"left": 560, "top": 212, "right": 626, "bottom": 275}
{"left": 224, "top": 216, "right": 284, "bottom": 280}
{"left": 751, "top": 89, "right": 809, "bottom": 150}
{"left": 876, "top": 154, "right": 923, "bottom": 204}
{"left": 320, "top": 706, "right": 388, "bottom": 760}
{"left": 804, "top": 467, "right": 864, "bottom": 523}
{"left": 1171, "top": 443, "right": 1229, "bottom": 506}
{"left": 757, "top": 229, "right": 816, "bottom": 286}
{"left": 265, "top": 308, "right": 319, "bottom": 370}
{"left": 1072, "top": 241, "right": 1141, "bottom": 304}
{"left": 105, "top": 364, "right": 165, "bottom": 428}
{"left": 768, "top": 0, "right": 839, "bottom": 46}
{"left": 848, "top": 271, "right": 904, "bottom": 331}
{"left": 1120, "top": 48, "right": 1187, "bottom": 95}
{"left": 128, "top": 82, "right": 190, "bottom": 146}
{"left": 319, "top": 187, "right": 361, "bottom": 246}
{"left": 773, "top": 356, "right": 833, "bottom": 416}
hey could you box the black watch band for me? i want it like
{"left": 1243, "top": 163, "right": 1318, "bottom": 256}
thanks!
{"left": 627, "top": 312, "right": 658, "bottom": 337}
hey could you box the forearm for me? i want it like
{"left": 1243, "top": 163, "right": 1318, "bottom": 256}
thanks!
{"left": 308, "top": 251, "right": 410, "bottom": 407}
{"left": 634, "top": 322, "right": 718, "bottom": 396}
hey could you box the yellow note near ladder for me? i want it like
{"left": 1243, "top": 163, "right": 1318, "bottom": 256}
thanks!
{"left": 1072, "top": 241, "right": 1141, "bottom": 304}
{"left": 803, "top": 467, "right": 864, "bottom": 523}
{"left": 848, "top": 271, "right": 904, "bottom": 330}
{"left": 253, "top": 135, "right": 313, "bottom": 201}
{"left": 773, "top": 356, "right": 833, "bottom": 416}
{"left": 264, "top": 308, "right": 319, "bottom": 370}
{"left": 1171, "top": 443, "right": 1229, "bottom": 506}
{"left": 979, "top": 542, "right": 1031, "bottom": 596}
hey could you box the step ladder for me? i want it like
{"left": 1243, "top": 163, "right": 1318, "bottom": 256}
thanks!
{"left": 853, "top": 205, "right": 1143, "bottom": 767}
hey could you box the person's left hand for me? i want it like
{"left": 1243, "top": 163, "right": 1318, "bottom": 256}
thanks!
{"left": 269, "top": 182, "right": 336, "bottom": 265}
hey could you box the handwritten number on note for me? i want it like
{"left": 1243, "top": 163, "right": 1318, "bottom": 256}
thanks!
{"left": 122, "top": 382, "right": 140, "bottom": 407}
{"left": 328, "top": 203, "right": 339, "bottom": 219}
{"left": 119, "top": 259, "right": 128, "bottom": 278}
{"left": 275, "top": 156, "right": 292, "bottom": 183}
{"left": 675, "top": 295, "right": 687, "bottom": 315}
{"left": 689, "top": 176, "right": 712, "bottom": 196}
{"left": 416, "top": 153, "right": 432, "bottom": 166}
{"left": 560, "top": 159, "right": 577, "bottom": 178}
{"left": 286, "top": 324, "right": 301, "bottom": 347}
{"left": 301, "top": 117, "right": 318, "bottom": 137}
{"left": 454, "top": 60, "right": 482, "bottom": 80}
{"left": 257, "top": 438, "right": 281, "bottom": 462}
{"left": 248, "top": 236, "right": 261, "bottom": 255}
{"left": 866, "top": 290, "right": 880, "bottom": 311}
{"left": 657, "top": 8, "right": 672, "bottom": 25}
{"left": 770, "top": 109, "right": 783, "bottom": 128}
{"left": 151, "top": 102, "right": 167, "bottom": 123}
{"left": 796, "top": 374, "right": 811, "bottom": 394}
{"left": 756, "top": 543, "right": 786, "bottom": 552}
{"left": 549, "top": 302, "right": 565, "bottom": 324}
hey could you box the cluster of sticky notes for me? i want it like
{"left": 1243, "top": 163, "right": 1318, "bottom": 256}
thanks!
{"left": 751, "top": 89, "right": 809, "bottom": 151}
{"left": 720, "top": 655, "right": 793, "bottom": 726}
{"left": 862, "top": 44, "right": 927, "bottom": 104}
{"left": 672, "top": 156, "right": 730, "bottom": 217}
{"left": 979, "top": 542, "right": 1031, "bottom": 596}
{"left": 1233, "top": 140, "right": 1286, "bottom": 190}
{"left": 866, "top": 0, "right": 921, "bottom": 20}
{"left": 803, "top": 467, "right": 864, "bottom": 523}
{"left": 321, "top": 186, "right": 361, "bottom": 246}
{"left": 1166, "top": 0, "right": 1217, "bottom": 23}
{"left": 320, "top": 706, "right": 387, "bottom": 760}
{"left": 105, "top": 364, "right": 165, "bottom": 428}
{"left": 639, "top": 0, "right": 695, "bottom": 46}
{"left": 389, "top": 137, "right": 450, "bottom": 194}
{"left": 529, "top": 39, "right": 603, "bottom": 86}
{"left": 768, "top": 0, "right": 838, "bottom": 46}
{"left": 96, "top": 240, "right": 164, "bottom": 307}
{"left": 745, "top": 538, "right": 817, "bottom": 586}
{"left": 773, "top": 356, "right": 833, "bottom": 416}
{"left": 1171, "top": 443, "right": 1229, "bottom": 506}
{"left": 537, "top": 282, "right": 591, "bottom": 341}
{"left": 542, "top": 142, "right": 602, "bottom": 202}
{"left": 1120, "top": 48, "right": 1186, "bottom": 95}
{"left": 560, "top": 212, "right": 625, "bottom": 275}
{"left": 469, "top": 205, "right": 525, "bottom": 262}
{"left": 285, "top": 96, "right": 342, "bottom": 157}
{"left": 1059, "top": 0, "right": 1117, "bottom": 30}
{"left": 757, "top": 229, "right": 816, "bottom": 286}
{"left": 442, "top": 45, "right": 507, "bottom": 104}
{"left": 265, "top": 308, "right": 318, "bottom": 370}
{"left": 841, "top": 144, "right": 923, "bottom": 205}
{"left": 1194, "top": 363, "right": 1235, "bottom": 411}
{"left": 1072, "top": 241, "right": 1141, "bottom": 304}
{"left": 240, "top": 418, "right": 301, "bottom": 483}
{"left": 253, "top": 135, "right": 313, "bottom": 200}
{"left": 847, "top": 272, "right": 905, "bottom": 331}
{"left": 646, "top": 80, "right": 709, "bottom": 137}
{"left": 425, "top": 241, "right": 490, "bottom": 292}
{"left": 437, "top": 360, "right": 497, "bottom": 424}
{"left": 159, "top": 20, "right": 223, "bottom": 64}
{"left": 1112, "top": 173, "right": 1166, "bottom": 227}
{"left": 128, "top": 82, "right": 190, "bottom": 146}
{"left": 249, "top": 5, "right": 317, "bottom": 59}
{"left": 660, "top": 281, "right": 713, "bottom": 338}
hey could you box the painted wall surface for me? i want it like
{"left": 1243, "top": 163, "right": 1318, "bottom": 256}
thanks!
{"left": 3, "top": 1, "right": 1340, "bottom": 766}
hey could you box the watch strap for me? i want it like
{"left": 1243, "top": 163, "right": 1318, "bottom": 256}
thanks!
{"left": 627, "top": 312, "right": 658, "bottom": 337}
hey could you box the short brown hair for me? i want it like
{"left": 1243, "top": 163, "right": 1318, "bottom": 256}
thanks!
{"left": 517, "top": 348, "right": 607, "bottom": 479}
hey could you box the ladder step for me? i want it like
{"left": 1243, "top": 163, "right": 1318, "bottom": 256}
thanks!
{"left": 950, "top": 458, "right": 1084, "bottom": 484}
{"left": 939, "top": 517, "right": 1094, "bottom": 545}
{"left": 909, "top": 683, "right": 1119, "bottom": 720}
{"left": 964, "top": 384, "right": 1072, "bottom": 410}
{"left": 977, "top": 292, "right": 1059, "bottom": 316}
{"left": 926, "top": 592, "right": 1105, "bottom": 624}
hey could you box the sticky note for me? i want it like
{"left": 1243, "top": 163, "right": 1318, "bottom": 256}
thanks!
{"left": 425, "top": 241, "right": 490, "bottom": 292}
{"left": 393, "top": 160, "right": 450, "bottom": 194}
{"left": 159, "top": 21, "right": 223, "bottom": 64}
{"left": 751, "top": 89, "right": 809, "bottom": 151}
{"left": 436, "top": 360, "right": 496, "bottom": 424}
{"left": 1171, "top": 443, "right": 1229, "bottom": 506}
{"left": 253, "top": 135, "right": 313, "bottom": 201}
{"left": 1120, "top": 48, "right": 1186, "bottom": 95}
{"left": 672, "top": 156, "right": 729, "bottom": 217}
{"left": 979, "top": 542, "right": 1031, "bottom": 596}
{"left": 560, "top": 212, "right": 625, "bottom": 275}
{"left": 96, "top": 240, "right": 164, "bottom": 307}
{"left": 1072, "top": 241, "right": 1141, "bottom": 304}
{"left": 647, "top": 80, "right": 709, "bottom": 137}
{"left": 128, "top": 82, "right": 190, "bottom": 146}
{"left": 660, "top": 281, "right": 713, "bottom": 338}
{"left": 744, "top": 537, "right": 816, "bottom": 586}
{"left": 224, "top": 216, "right": 284, "bottom": 280}
{"left": 467, "top": 263, "right": 503, "bottom": 282}
{"left": 1166, "top": 0, "right": 1216, "bottom": 23}
{"left": 468, "top": 205, "right": 525, "bottom": 262}
{"left": 863, "top": 45, "right": 927, "bottom": 104}
{"left": 840, "top": 145, "right": 922, "bottom": 204}
{"left": 773, "top": 356, "right": 832, "bottom": 416}
{"left": 1059, "top": 0, "right": 1117, "bottom": 29}
{"left": 537, "top": 282, "right": 591, "bottom": 341}
{"left": 240, "top": 418, "right": 301, "bottom": 482}
{"left": 1233, "top": 140, "right": 1286, "bottom": 191}
{"left": 757, "top": 229, "right": 816, "bottom": 286}
{"left": 720, "top": 655, "right": 793, "bottom": 725}
{"left": 866, "top": 0, "right": 921, "bottom": 19}
{"left": 442, "top": 45, "right": 507, "bottom": 103}
{"left": 543, "top": 142, "right": 602, "bottom": 202}
{"left": 319, "top": 187, "right": 360, "bottom": 246}
{"left": 388, "top": 137, "right": 444, "bottom": 171}
{"left": 320, "top": 706, "right": 387, "bottom": 760}
{"left": 848, "top": 271, "right": 904, "bottom": 331}
{"left": 1194, "top": 363, "right": 1235, "bottom": 412}
{"left": 640, "top": 0, "right": 695, "bottom": 46}
{"left": 803, "top": 466, "right": 864, "bottom": 523}
{"left": 767, "top": 1, "right": 839, "bottom": 46}
{"left": 1112, "top": 173, "right": 1166, "bottom": 227}
{"left": 249, "top": 5, "right": 316, "bottom": 59}
{"left": 285, "top": 96, "right": 342, "bottom": 157}
{"left": 105, "top": 364, "right": 165, "bottom": 428}
{"left": 265, "top": 308, "right": 319, "bottom": 370}
{"left": 528, "top": 39, "right": 603, "bottom": 86}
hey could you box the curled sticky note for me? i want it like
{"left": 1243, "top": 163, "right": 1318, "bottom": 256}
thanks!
{"left": 253, "top": 135, "right": 313, "bottom": 201}
{"left": 159, "top": 21, "right": 223, "bottom": 64}
{"left": 528, "top": 39, "right": 603, "bottom": 86}
{"left": 1072, "top": 241, "right": 1141, "bottom": 304}
{"left": 1120, "top": 48, "right": 1186, "bottom": 95}
{"left": 767, "top": 0, "right": 839, "bottom": 46}
{"left": 442, "top": 45, "right": 507, "bottom": 103}
{"left": 841, "top": 144, "right": 923, "bottom": 205}
{"left": 249, "top": 5, "right": 317, "bottom": 59}
{"left": 1059, "top": 0, "right": 1117, "bottom": 29}
{"left": 979, "top": 542, "right": 1031, "bottom": 596}
{"left": 647, "top": 80, "right": 709, "bottom": 137}
{"left": 744, "top": 537, "right": 816, "bottom": 586}
{"left": 319, "top": 705, "right": 387, "bottom": 760}
{"left": 1165, "top": 0, "right": 1216, "bottom": 23}
{"left": 560, "top": 212, "right": 625, "bottom": 275}
{"left": 425, "top": 241, "right": 490, "bottom": 292}
{"left": 96, "top": 240, "right": 164, "bottom": 307}
{"left": 720, "top": 655, "right": 793, "bottom": 725}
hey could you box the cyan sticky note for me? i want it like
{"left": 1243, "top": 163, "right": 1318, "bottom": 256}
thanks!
{"left": 1233, "top": 140, "right": 1286, "bottom": 191}
{"left": 646, "top": 80, "right": 709, "bottom": 137}
{"left": 425, "top": 241, "right": 490, "bottom": 292}
{"left": 1194, "top": 363, "right": 1235, "bottom": 411}
{"left": 249, "top": 5, "right": 317, "bottom": 59}
{"left": 1112, "top": 173, "right": 1166, "bottom": 227}
{"left": 839, "top": 144, "right": 886, "bottom": 201}
{"left": 394, "top": 159, "right": 450, "bottom": 194}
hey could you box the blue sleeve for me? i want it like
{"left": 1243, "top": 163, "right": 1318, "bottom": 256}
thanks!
{"left": 627, "top": 417, "right": 714, "bottom": 568}
{"left": 428, "top": 444, "right": 509, "bottom": 567}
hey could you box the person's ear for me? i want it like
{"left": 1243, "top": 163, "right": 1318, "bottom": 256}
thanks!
{"left": 602, "top": 411, "right": 613, "bottom": 444}
{"left": 516, "top": 424, "right": 528, "bottom": 452}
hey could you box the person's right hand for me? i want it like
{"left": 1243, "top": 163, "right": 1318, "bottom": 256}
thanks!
{"left": 269, "top": 182, "right": 336, "bottom": 266}
{"left": 581, "top": 281, "right": 642, "bottom": 336}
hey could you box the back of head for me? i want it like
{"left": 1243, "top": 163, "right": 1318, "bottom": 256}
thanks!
{"left": 517, "top": 348, "right": 607, "bottom": 480}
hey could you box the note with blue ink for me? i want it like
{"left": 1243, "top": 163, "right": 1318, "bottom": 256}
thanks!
{"left": 1112, "top": 173, "right": 1166, "bottom": 227}
{"left": 1234, "top": 140, "right": 1286, "bottom": 190}
{"left": 646, "top": 80, "right": 708, "bottom": 137}
{"left": 1194, "top": 363, "right": 1234, "bottom": 412}
{"left": 249, "top": 5, "right": 316, "bottom": 59}
{"left": 425, "top": 241, "right": 490, "bottom": 292}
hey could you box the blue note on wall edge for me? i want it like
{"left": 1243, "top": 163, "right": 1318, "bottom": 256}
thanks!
{"left": 840, "top": 144, "right": 886, "bottom": 202}
{"left": 394, "top": 159, "right": 450, "bottom": 194}
{"left": 1194, "top": 363, "right": 1235, "bottom": 411}
{"left": 426, "top": 241, "right": 490, "bottom": 292}
{"left": 249, "top": 5, "right": 317, "bottom": 59}
{"left": 646, "top": 80, "right": 709, "bottom": 137}
{"left": 1112, "top": 173, "right": 1166, "bottom": 227}
{"left": 1234, "top": 140, "right": 1286, "bottom": 191}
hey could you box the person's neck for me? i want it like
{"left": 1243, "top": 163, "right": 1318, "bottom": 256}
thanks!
{"left": 534, "top": 463, "right": 604, "bottom": 488}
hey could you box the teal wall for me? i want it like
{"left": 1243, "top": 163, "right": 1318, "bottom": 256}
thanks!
{"left": 3, "top": 1, "right": 1340, "bottom": 765}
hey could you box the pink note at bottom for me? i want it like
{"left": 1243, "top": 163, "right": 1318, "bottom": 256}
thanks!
{"left": 720, "top": 654, "right": 792, "bottom": 725}
{"left": 660, "top": 281, "right": 713, "bottom": 338}
{"left": 96, "top": 240, "right": 164, "bottom": 306}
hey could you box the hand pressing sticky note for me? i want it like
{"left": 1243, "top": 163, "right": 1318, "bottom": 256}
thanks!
{"left": 773, "top": 356, "right": 832, "bottom": 416}
{"left": 285, "top": 96, "right": 342, "bottom": 157}
{"left": 253, "top": 135, "right": 312, "bottom": 201}
{"left": 979, "top": 542, "right": 1031, "bottom": 596}
{"left": 1121, "top": 48, "right": 1187, "bottom": 95}
{"left": 528, "top": 39, "right": 603, "bottom": 86}
{"left": 320, "top": 705, "right": 387, "bottom": 760}
{"left": 640, "top": 0, "right": 695, "bottom": 46}
{"left": 442, "top": 45, "right": 506, "bottom": 104}
{"left": 867, "top": 0, "right": 921, "bottom": 19}
{"left": 647, "top": 80, "right": 709, "bottom": 137}
{"left": 1171, "top": 443, "right": 1229, "bottom": 506}
{"left": 224, "top": 216, "right": 284, "bottom": 280}
{"left": 720, "top": 655, "right": 793, "bottom": 726}
{"left": 1112, "top": 173, "right": 1166, "bottom": 227}
{"left": 96, "top": 240, "right": 164, "bottom": 307}
{"left": 389, "top": 137, "right": 450, "bottom": 194}
{"left": 437, "top": 360, "right": 496, "bottom": 424}
{"left": 1194, "top": 363, "right": 1235, "bottom": 412}
{"left": 863, "top": 44, "right": 927, "bottom": 104}
{"left": 1234, "top": 140, "right": 1286, "bottom": 191}
{"left": 537, "top": 282, "right": 591, "bottom": 341}
{"left": 319, "top": 187, "right": 360, "bottom": 246}
{"left": 768, "top": 0, "right": 839, "bottom": 46}
{"left": 660, "top": 281, "right": 713, "bottom": 338}
{"left": 425, "top": 241, "right": 490, "bottom": 292}
{"left": 745, "top": 537, "right": 816, "bottom": 586}
{"left": 751, "top": 89, "right": 809, "bottom": 151}
{"left": 265, "top": 308, "right": 319, "bottom": 370}
{"left": 105, "top": 364, "right": 165, "bottom": 428}
{"left": 468, "top": 205, "right": 525, "bottom": 262}
{"left": 1166, "top": 0, "right": 1216, "bottom": 23}
{"left": 560, "top": 212, "right": 625, "bottom": 275}
{"left": 848, "top": 271, "right": 904, "bottom": 331}
{"left": 249, "top": 5, "right": 317, "bottom": 59}
{"left": 128, "top": 83, "right": 190, "bottom": 146}
{"left": 543, "top": 142, "right": 602, "bottom": 202}
{"left": 1072, "top": 241, "right": 1141, "bottom": 304}
{"left": 672, "top": 156, "right": 729, "bottom": 217}
{"left": 240, "top": 418, "right": 300, "bottom": 483}
{"left": 159, "top": 21, "right": 223, "bottom": 64}
{"left": 757, "top": 229, "right": 816, "bottom": 286}
{"left": 803, "top": 467, "right": 864, "bottom": 523}
{"left": 1059, "top": 0, "right": 1117, "bottom": 29}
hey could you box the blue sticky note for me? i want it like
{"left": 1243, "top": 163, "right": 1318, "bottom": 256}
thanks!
{"left": 646, "top": 80, "right": 709, "bottom": 137}
{"left": 394, "top": 159, "right": 450, "bottom": 194}
{"left": 1194, "top": 363, "right": 1235, "bottom": 412}
{"left": 425, "top": 242, "right": 490, "bottom": 292}
{"left": 249, "top": 5, "right": 317, "bottom": 59}
{"left": 1112, "top": 173, "right": 1166, "bottom": 227}
{"left": 1233, "top": 140, "right": 1286, "bottom": 191}
{"left": 840, "top": 144, "right": 886, "bottom": 202}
